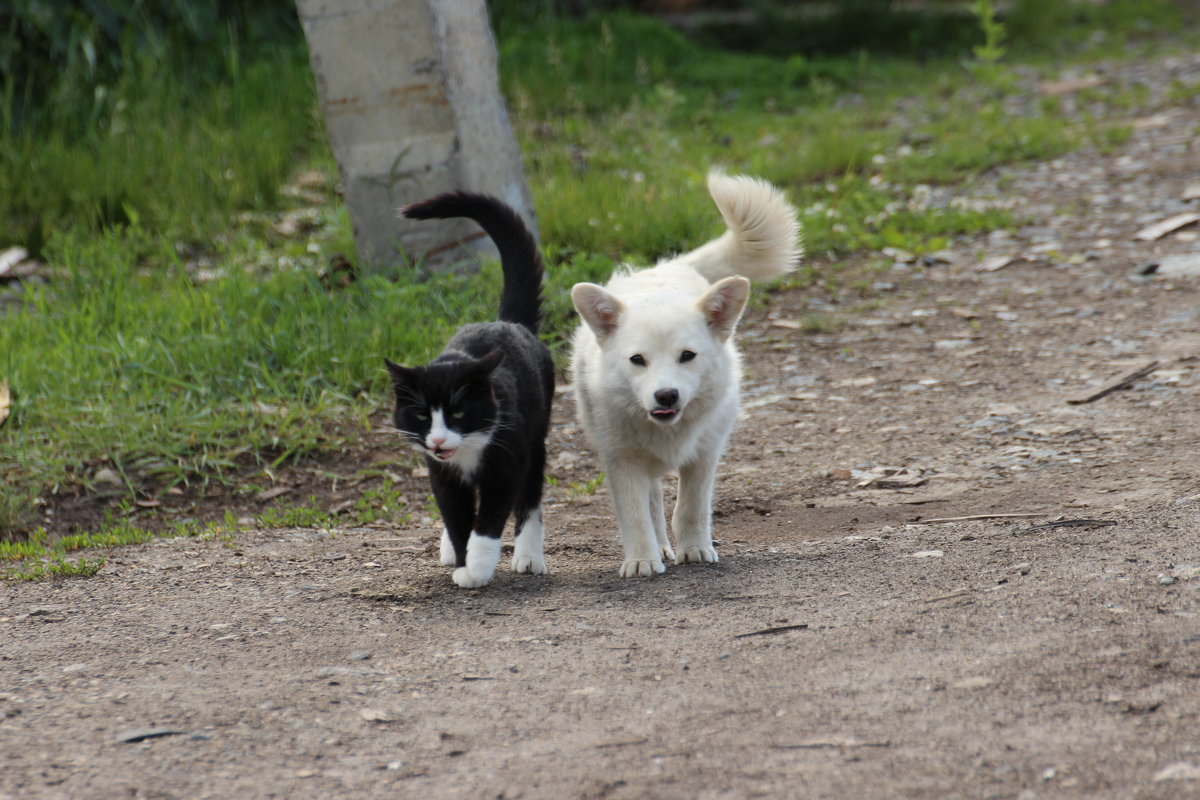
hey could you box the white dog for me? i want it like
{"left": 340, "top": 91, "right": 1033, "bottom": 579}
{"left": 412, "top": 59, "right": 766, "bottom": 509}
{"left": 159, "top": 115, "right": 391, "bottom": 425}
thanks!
{"left": 570, "top": 171, "right": 802, "bottom": 578}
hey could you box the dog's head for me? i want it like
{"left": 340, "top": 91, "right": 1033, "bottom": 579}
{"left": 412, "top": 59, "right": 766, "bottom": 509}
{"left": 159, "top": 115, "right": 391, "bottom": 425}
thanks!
{"left": 571, "top": 276, "right": 749, "bottom": 424}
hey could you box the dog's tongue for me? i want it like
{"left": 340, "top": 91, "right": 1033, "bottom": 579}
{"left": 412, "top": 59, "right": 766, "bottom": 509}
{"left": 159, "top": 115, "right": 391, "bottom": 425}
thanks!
{"left": 652, "top": 408, "right": 676, "bottom": 417}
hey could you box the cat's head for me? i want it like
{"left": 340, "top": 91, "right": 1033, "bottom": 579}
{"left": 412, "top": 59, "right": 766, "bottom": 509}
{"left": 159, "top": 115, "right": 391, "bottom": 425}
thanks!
{"left": 384, "top": 350, "right": 504, "bottom": 469}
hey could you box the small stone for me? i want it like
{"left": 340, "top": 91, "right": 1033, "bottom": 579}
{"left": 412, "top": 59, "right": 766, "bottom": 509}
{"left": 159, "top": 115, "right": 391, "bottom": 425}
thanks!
{"left": 349, "top": 650, "right": 373, "bottom": 661}
{"left": 909, "top": 550, "right": 944, "bottom": 559}
{"left": 1172, "top": 564, "right": 1200, "bottom": 581}
{"left": 92, "top": 468, "right": 122, "bottom": 486}
{"left": 360, "top": 708, "right": 395, "bottom": 723}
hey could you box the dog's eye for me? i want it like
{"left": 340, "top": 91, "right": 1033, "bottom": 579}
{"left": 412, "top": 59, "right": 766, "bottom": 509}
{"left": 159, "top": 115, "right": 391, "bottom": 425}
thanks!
{"left": 679, "top": 350, "right": 697, "bottom": 363}
{"left": 629, "top": 354, "right": 646, "bottom": 366}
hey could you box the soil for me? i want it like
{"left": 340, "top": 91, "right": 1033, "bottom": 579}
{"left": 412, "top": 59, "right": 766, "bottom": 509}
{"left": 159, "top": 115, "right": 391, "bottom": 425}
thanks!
{"left": 4, "top": 53, "right": 1200, "bottom": 800}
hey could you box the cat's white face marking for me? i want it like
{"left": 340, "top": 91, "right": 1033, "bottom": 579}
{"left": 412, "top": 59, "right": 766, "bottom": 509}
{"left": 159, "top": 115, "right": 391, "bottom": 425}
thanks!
{"left": 424, "top": 408, "right": 492, "bottom": 477}
{"left": 424, "top": 408, "right": 462, "bottom": 459}
{"left": 453, "top": 533, "right": 501, "bottom": 588}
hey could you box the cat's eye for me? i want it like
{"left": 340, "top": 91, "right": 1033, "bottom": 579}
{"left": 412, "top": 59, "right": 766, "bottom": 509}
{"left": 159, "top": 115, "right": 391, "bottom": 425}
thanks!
{"left": 679, "top": 350, "right": 697, "bottom": 363}
{"left": 415, "top": 412, "right": 429, "bottom": 421}
{"left": 451, "top": 410, "right": 465, "bottom": 420}
{"left": 629, "top": 354, "right": 646, "bottom": 366}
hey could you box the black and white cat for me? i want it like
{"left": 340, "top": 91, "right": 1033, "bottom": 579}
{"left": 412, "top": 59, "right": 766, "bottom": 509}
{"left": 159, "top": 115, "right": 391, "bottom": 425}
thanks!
{"left": 385, "top": 193, "right": 555, "bottom": 588}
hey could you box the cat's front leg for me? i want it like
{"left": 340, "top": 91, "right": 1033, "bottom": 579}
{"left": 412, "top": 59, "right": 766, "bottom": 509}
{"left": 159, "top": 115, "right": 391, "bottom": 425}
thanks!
{"left": 431, "top": 472, "right": 475, "bottom": 568}
{"left": 453, "top": 533, "right": 502, "bottom": 588}
{"left": 453, "top": 475, "right": 518, "bottom": 588}
{"left": 607, "top": 466, "right": 665, "bottom": 578}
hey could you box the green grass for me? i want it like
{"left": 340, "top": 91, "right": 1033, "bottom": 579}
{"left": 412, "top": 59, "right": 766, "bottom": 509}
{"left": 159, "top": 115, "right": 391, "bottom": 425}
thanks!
{"left": 1, "top": 5, "right": 1195, "bottom": 547}
{"left": 1, "top": 41, "right": 320, "bottom": 257}
{"left": 0, "top": 515, "right": 240, "bottom": 580}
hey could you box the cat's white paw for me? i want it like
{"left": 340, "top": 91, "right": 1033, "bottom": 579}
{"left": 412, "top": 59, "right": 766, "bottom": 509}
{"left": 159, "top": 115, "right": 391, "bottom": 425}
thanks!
{"left": 619, "top": 559, "right": 665, "bottom": 578}
{"left": 451, "top": 532, "right": 500, "bottom": 589}
{"left": 439, "top": 529, "right": 456, "bottom": 566}
{"left": 452, "top": 567, "right": 491, "bottom": 589}
{"left": 511, "top": 553, "right": 546, "bottom": 575}
{"left": 676, "top": 546, "right": 719, "bottom": 565}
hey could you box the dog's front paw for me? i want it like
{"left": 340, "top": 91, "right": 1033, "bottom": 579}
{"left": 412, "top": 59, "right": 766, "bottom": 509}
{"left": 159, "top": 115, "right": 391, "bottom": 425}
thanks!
{"left": 619, "top": 559, "right": 666, "bottom": 578}
{"left": 676, "top": 546, "right": 719, "bottom": 565}
{"left": 659, "top": 543, "right": 676, "bottom": 562}
{"left": 452, "top": 567, "right": 492, "bottom": 589}
{"left": 511, "top": 553, "right": 547, "bottom": 575}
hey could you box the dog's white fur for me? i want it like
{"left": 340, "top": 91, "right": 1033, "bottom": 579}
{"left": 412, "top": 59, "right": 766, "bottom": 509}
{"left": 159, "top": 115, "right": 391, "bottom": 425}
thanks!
{"left": 570, "top": 171, "right": 802, "bottom": 578}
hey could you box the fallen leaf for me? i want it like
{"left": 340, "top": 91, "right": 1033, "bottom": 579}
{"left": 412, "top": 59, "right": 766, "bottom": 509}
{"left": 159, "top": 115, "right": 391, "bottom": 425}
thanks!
{"left": 256, "top": 486, "right": 293, "bottom": 501}
{"left": 977, "top": 254, "right": 1015, "bottom": 272}
{"left": 770, "top": 736, "right": 891, "bottom": 749}
{"left": 0, "top": 247, "right": 27, "bottom": 277}
{"left": 1153, "top": 762, "right": 1200, "bottom": 782}
{"left": 769, "top": 319, "right": 804, "bottom": 330}
{"left": 1038, "top": 74, "right": 1105, "bottom": 96}
{"left": 115, "top": 728, "right": 188, "bottom": 744}
{"left": 1133, "top": 213, "right": 1200, "bottom": 241}
{"left": 1132, "top": 113, "right": 1172, "bottom": 131}
{"left": 0, "top": 380, "right": 9, "bottom": 428}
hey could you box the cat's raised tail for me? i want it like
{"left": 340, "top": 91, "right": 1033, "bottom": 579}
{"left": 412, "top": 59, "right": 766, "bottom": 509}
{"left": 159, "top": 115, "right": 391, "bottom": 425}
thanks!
{"left": 401, "top": 192, "right": 544, "bottom": 334}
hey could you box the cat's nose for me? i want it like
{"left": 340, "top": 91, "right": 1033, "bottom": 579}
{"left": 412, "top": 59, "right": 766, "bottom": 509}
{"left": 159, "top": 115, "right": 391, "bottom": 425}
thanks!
{"left": 654, "top": 388, "right": 679, "bottom": 407}
{"left": 429, "top": 434, "right": 446, "bottom": 447}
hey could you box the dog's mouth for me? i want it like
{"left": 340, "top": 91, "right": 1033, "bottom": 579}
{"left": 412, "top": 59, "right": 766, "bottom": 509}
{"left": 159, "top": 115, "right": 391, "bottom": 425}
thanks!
{"left": 649, "top": 407, "right": 680, "bottom": 423}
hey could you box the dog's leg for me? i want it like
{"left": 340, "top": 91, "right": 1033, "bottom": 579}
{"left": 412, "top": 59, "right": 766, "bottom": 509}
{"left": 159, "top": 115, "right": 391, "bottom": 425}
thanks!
{"left": 674, "top": 454, "right": 720, "bottom": 564}
{"left": 649, "top": 477, "right": 674, "bottom": 563}
{"left": 608, "top": 465, "right": 666, "bottom": 577}
{"left": 512, "top": 445, "right": 548, "bottom": 575}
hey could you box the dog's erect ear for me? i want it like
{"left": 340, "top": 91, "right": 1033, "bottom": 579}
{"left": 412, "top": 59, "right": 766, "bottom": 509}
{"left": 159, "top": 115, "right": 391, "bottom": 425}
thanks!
{"left": 384, "top": 358, "right": 412, "bottom": 387}
{"left": 698, "top": 276, "right": 750, "bottom": 341}
{"left": 571, "top": 283, "right": 624, "bottom": 339}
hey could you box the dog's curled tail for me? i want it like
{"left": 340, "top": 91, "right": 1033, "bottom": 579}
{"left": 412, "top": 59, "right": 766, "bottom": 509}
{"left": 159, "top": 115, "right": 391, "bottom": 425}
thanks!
{"left": 401, "top": 192, "right": 543, "bottom": 334}
{"left": 678, "top": 171, "right": 803, "bottom": 284}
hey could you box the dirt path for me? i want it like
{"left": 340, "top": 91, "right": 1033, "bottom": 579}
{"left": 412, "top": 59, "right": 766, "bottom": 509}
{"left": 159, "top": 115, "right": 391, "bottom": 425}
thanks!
{"left": 4, "top": 55, "right": 1200, "bottom": 800}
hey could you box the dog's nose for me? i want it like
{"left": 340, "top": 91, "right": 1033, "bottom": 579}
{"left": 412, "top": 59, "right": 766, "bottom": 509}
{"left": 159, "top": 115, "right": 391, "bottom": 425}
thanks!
{"left": 654, "top": 388, "right": 679, "bottom": 407}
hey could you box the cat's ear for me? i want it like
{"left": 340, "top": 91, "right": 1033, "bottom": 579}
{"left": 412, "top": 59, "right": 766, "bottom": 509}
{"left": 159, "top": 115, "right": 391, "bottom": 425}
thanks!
{"left": 697, "top": 276, "right": 750, "bottom": 341}
{"left": 384, "top": 358, "right": 412, "bottom": 387}
{"left": 474, "top": 349, "right": 506, "bottom": 376}
{"left": 571, "top": 283, "right": 623, "bottom": 339}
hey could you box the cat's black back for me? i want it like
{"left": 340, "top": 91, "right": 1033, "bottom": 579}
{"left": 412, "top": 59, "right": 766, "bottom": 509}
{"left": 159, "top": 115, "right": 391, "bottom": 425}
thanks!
{"left": 385, "top": 193, "right": 554, "bottom": 587}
